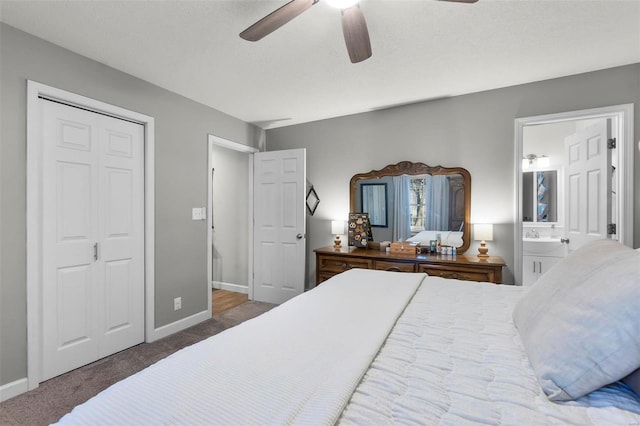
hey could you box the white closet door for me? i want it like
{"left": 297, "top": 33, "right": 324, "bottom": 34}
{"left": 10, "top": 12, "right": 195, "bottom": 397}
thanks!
{"left": 41, "top": 100, "right": 144, "bottom": 380}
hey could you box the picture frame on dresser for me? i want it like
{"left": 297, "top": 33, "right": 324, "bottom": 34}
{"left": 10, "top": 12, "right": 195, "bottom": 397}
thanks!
{"left": 348, "top": 213, "right": 372, "bottom": 248}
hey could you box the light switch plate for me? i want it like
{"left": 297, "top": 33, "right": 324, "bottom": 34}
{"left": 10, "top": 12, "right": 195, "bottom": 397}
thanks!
{"left": 192, "top": 207, "right": 206, "bottom": 220}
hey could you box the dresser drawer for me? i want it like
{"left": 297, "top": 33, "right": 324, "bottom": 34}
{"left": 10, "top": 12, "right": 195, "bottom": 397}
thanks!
{"left": 374, "top": 260, "right": 416, "bottom": 273}
{"left": 418, "top": 264, "right": 500, "bottom": 283}
{"left": 317, "top": 255, "right": 373, "bottom": 274}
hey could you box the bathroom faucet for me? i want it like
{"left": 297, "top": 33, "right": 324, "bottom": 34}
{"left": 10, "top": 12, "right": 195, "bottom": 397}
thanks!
{"left": 526, "top": 229, "right": 539, "bottom": 238}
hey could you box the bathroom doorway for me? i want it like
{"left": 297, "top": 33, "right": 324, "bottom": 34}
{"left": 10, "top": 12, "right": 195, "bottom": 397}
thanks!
{"left": 207, "top": 135, "right": 258, "bottom": 306}
{"left": 514, "top": 104, "right": 634, "bottom": 285}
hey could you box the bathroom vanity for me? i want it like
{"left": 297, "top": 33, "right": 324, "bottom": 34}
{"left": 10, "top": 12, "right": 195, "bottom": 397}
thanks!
{"left": 522, "top": 237, "right": 568, "bottom": 286}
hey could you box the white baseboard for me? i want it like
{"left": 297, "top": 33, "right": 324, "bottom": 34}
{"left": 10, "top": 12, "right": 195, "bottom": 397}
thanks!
{"left": 0, "top": 377, "right": 29, "bottom": 402}
{"left": 146, "top": 309, "right": 210, "bottom": 343}
{"left": 212, "top": 281, "right": 248, "bottom": 294}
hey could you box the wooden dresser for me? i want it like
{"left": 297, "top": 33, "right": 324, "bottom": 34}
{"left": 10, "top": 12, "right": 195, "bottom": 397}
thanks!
{"left": 315, "top": 246, "right": 505, "bottom": 285}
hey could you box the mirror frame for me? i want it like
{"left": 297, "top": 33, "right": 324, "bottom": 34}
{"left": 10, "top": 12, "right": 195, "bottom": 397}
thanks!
{"left": 349, "top": 161, "right": 472, "bottom": 254}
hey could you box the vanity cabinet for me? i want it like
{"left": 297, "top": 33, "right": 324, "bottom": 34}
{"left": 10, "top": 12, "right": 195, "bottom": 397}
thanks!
{"left": 315, "top": 246, "right": 505, "bottom": 285}
{"left": 522, "top": 239, "right": 567, "bottom": 286}
{"left": 522, "top": 255, "right": 562, "bottom": 286}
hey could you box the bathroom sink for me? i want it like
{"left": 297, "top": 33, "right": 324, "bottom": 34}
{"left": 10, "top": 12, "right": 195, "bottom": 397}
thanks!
{"left": 522, "top": 236, "right": 561, "bottom": 242}
{"left": 522, "top": 238, "right": 567, "bottom": 256}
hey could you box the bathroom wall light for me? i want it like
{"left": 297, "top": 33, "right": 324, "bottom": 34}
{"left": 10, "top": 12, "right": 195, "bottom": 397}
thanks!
{"left": 326, "top": 0, "right": 360, "bottom": 8}
{"left": 536, "top": 156, "right": 550, "bottom": 168}
{"left": 522, "top": 154, "right": 549, "bottom": 170}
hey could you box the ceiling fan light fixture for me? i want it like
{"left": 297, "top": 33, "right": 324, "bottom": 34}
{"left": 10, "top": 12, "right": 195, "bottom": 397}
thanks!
{"left": 326, "top": 0, "right": 360, "bottom": 9}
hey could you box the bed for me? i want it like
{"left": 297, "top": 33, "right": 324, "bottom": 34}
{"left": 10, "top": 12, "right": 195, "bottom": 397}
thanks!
{"left": 58, "top": 239, "right": 640, "bottom": 425}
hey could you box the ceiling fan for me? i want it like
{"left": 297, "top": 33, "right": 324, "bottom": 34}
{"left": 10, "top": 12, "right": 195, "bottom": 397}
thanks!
{"left": 239, "top": 0, "right": 478, "bottom": 64}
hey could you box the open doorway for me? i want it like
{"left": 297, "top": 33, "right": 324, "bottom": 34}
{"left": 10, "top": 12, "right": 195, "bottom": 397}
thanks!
{"left": 207, "top": 135, "right": 258, "bottom": 315}
{"left": 514, "top": 104, "right": 634, "bottom": 285}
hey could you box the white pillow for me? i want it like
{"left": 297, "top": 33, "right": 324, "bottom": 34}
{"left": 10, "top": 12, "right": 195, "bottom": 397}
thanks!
{"left": 406, "top": 230, "right": 463, "bottom": 247}
{"left": 513, "top": 239, "right": 640, "bottom": 401}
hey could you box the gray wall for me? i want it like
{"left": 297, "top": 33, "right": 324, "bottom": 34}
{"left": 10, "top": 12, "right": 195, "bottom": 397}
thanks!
{"left": 0, "top": 24, "right": 259, "bottom": 386}
{"left": 266, "top": 64, "right": 640, "bottom": 287}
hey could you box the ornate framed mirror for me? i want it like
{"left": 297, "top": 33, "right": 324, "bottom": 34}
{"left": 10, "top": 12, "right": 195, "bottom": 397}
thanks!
{"left": 349, "top": 161, "right": 472, "bottom": 253}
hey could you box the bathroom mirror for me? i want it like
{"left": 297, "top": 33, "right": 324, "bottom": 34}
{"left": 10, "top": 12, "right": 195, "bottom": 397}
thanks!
{"left": 350, "top": 161, "right": 471, "bottom": 253}
{"left": 522, "top": 169, "right": 558, "bottom": 223}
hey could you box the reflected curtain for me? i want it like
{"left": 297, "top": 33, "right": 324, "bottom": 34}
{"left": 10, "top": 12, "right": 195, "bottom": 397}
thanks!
{"left": 425, "top": 175, "right": 450, "bottom": 231}
{"left": 392, "top": 175, "right": 411, "bottom": 241}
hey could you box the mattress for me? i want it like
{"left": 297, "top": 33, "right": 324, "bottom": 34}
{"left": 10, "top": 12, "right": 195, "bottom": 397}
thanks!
{"left": 340, "top": 277, "right": 640, "bottom": 425}
{"left": 56, "top": 269, "right": 423, "bottom": 425}
{"left": 57, "top": 270, "right": 640, "bottom": 425}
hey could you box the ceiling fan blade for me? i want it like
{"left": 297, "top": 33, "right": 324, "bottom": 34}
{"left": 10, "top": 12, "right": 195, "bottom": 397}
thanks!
{"left": 341, "top": 5, "right": 372, "bottom": 63}
{"left": 437, "top": 0, "right": 479, "bottom": 3}
{"left": 240, "top": 0, "right": 318, "bottom": 42}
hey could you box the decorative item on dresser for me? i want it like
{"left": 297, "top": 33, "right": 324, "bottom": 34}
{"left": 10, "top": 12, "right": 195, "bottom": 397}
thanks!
{"left": 315, "top": 246, "right": 505, "bottom": 285}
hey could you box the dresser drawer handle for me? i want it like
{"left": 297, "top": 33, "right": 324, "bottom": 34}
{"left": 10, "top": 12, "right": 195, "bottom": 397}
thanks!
{"left": 386, "top": 267, "right": 402, "bottom": 272}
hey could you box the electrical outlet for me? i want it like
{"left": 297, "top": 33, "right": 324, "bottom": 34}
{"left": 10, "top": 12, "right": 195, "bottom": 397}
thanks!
{"left": 174, "top": 297, "right": 182, "bottom": 311}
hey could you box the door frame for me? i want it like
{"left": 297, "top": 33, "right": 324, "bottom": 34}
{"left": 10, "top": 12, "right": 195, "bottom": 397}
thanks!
{"left": 514, "top": 104, "right": 634, "bottom": 285}
{"left": 207, "top": 135, "right": 258, "bottom": 301}
{"left": 26, "top": 81, "right": 155, "bottom": 390}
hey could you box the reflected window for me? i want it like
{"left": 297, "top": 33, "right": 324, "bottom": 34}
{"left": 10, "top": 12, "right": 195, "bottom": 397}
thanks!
{"left": 409, "top": 176, "right": 427, "bottom": 232}
{"left": 409, "top": 175, "right": 452, "bottom": 232}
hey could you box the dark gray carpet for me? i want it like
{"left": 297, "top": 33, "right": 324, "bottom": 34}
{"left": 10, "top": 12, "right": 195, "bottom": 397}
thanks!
{"left": 0, "top": 301, "right": 276, "bottom": 425}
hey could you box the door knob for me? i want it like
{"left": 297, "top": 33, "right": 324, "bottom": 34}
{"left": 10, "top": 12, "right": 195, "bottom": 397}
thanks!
{"left": 296, "top": 233, "right": 304, "bottom": 240}
{"left": 560, "top": 238, "right": 570, "bottom": 244}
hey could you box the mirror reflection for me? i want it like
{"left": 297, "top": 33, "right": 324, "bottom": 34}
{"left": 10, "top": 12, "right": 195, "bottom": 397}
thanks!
{"left": 360, "top": 183, "right": 388, "bottom": 227}
{"left": 522, "top": 170, "right": 558, "bottom": 222}
{"left": 350, "top": 161, "right": 471, "bottom": 253}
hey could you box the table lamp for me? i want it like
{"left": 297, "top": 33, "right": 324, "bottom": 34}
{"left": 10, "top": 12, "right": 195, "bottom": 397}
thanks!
{"left": 331, "top": 220, "right": 345, "bottom": 250}
{"left": 474, "top": 223, "right": 493, "bottom": 258}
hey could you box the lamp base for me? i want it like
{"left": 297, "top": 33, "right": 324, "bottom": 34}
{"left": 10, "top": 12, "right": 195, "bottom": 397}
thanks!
{"left": 333, "top": 235, "right": 342, "bottom": 250}
{"left": 477, "top": 241, "right": 489, "bottom": 258}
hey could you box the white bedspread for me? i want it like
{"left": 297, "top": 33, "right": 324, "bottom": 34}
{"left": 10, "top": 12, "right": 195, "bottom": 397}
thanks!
{"left": 57, "top": 269, "right": 423, "bottom": 425}
{"left": 339, "top": 277, "right": 640, "bottom": 425}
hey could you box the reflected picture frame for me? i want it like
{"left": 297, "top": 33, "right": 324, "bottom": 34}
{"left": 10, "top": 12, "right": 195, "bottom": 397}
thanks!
{"left": 360, "top": 183, "right": 388, "bottom": 227}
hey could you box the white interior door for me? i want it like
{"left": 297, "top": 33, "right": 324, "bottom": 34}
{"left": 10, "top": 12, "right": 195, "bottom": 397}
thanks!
{"left": 253, "top": 149, "right": 306, "bottom": 304}
{"left": 563, "top": 120, "right": 612, "bottom": 251}
{"left": 41, "top": 100, "right": 144, "bottom": 380}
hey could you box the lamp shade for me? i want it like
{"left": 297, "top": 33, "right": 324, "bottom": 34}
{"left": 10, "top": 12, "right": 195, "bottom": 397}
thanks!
{"left": 536, "top": 156, "right": 550, "bottom": 168}
{"left": 331, "top": 220, "right": 345, "bottom": 235}
{"left": 474, "top": 223, "right": 493, "bottom": 241}
{"left": 326, "top": 0, "right": 359, "bottom": 8}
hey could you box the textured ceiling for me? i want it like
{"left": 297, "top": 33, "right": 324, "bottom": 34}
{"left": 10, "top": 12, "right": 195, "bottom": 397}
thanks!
{"left": 1, "top": 0, "right": 639, "bottom": 129}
